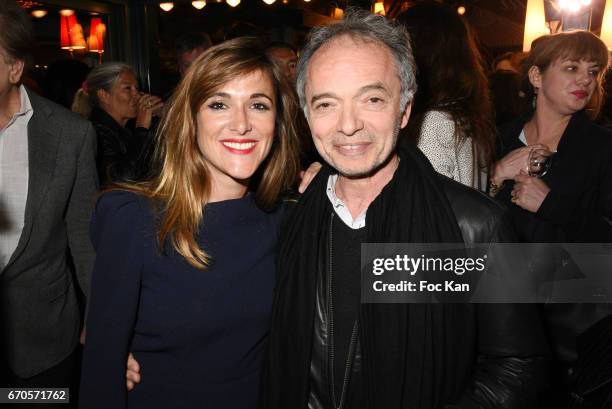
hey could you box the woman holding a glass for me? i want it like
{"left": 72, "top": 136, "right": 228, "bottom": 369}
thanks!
{"left": 489, "top": 30, "right": 612, "bottom": 243}
{"left": 489, "top": 30, "right": 612, "bottom": 408}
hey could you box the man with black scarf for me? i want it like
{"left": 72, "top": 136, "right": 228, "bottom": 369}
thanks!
{"left": 263, "top": 9, "right": 549, "bottom": 409}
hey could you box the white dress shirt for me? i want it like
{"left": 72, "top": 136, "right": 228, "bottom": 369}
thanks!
{"left": 0, "top": 85, "right": 33, "bottom": 270}
{"left": 326, "top": 174, "right": 367, "bottom": 229}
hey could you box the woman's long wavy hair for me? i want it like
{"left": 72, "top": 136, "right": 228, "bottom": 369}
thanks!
{"left": 523, "top": 30, "right": 610, "bottom": 120}
{"left": 397, "top": 1, "right": 496, "bottom": 170}
{"left": 112, "top": 37, "right": 300, "bottom": 269}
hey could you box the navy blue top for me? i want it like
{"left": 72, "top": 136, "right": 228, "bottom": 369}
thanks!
{"left": 80, "top": 191, "right": 282, "bottom": 409}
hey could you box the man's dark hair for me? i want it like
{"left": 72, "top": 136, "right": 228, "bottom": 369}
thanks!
{"left": 175, "top": 32, "right": 212, "bottom": 55}
{"left": 0, "top": 1, "right": 34, "bottom": 63}
{"left": 265, "top": 41, "right": 296, "bottom": 54}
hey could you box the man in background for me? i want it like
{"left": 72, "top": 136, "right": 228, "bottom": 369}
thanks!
{"left": 265, "top": 42, "right": 298, "bottom": 83}
{"left": 175, "top": 32, "right": 212, "bottom": 77}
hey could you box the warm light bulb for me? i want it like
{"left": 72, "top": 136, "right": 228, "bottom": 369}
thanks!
{"left": 159, "top": 2, "right": 175, "bottom": 12}
{"left": 373, "top": 1, "right": 385, "bottom": 15}
{"left": 263, "top": 0, "right": 276, "bottom": 4}
{"left": 192, "top": 1, "right": 206, "bottom": 8}
{"left": 600, "top": 0, "right": 612, "bottom": 50}
{"left": 226, "top": 0, "right": 240, "bottom": 6}
{"left": 559, "top": 0, "right": 582, "bottom": 13}
{"left": 304, "top": 0, "right": 311, "bottom": 2}
{"left": 31, "top": 9, "right": 47, "bottom": 18}
{"left": 59, "top": 9, "right": 75, "bottom": 16}
{"left": 457, "top": 6, "right": 466, "bottom": 15}
{"left": 523, "top": 0, "right": 549, "bottom": 51}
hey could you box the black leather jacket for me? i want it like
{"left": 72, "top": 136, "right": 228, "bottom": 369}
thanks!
{"left": 90, "top": 107, "right": 150, "bottom": 187}
{"left": 308, "top": 176, "right": 549, "bottom": 409}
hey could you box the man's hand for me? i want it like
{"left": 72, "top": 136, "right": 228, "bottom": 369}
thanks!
{"left": 126, "top": 353, "right": 141, "bottom": 391}
{"left": 298, "top": 162, "right": 322, "bottom": 193}
{"left": 511, "top": 171, "right": 550, "bottom": 213}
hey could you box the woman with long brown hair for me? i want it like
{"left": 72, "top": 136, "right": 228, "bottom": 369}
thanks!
{"left": 397, "top": 1, "right": 496, "bottom": 190}
{"left": 79, "top": 37, "right": 300, "bottom": 409}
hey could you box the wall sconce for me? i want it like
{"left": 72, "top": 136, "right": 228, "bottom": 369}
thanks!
{"left": 557, "top": 0, "right": 592, "bottom": 31}
{"left": 600, "top": 0, "right": 612, "bottom": 50}
{"left": 523, "top": 0, "right": 549, "bottom": 51}
{"left": 87, "top": 17, "right": 106, "bottom": 63}
{"left": 61, "top": 14, "right": 86, "bottom": 56}
{"left": 373, "top": 1, "right": 385, "bottom": 15}
{"left": 558, "top": 0, "right": 591, "bottom": 13}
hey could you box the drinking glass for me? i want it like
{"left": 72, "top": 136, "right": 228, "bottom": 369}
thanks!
{"left": 528, "top": 147, "right": 554, "bottom": 177}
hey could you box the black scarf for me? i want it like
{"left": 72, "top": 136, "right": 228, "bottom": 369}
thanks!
{"left": 263, "top": 144, "right": 477, "bottom": 409}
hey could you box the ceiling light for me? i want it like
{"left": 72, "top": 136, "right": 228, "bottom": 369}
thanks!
{"left": 59, "top": 9, "right": 74, "bottom": 16}
{"left": 31, "top": 9, "right": 47, "bottom": 18}
{"left": 192, "top": 1, "right": 206, "bottom": 8}
{"left": 558, "top": 0, "right": 584, "bottom": 13}
{"left": 457, "top": 6, "right": 466, "bottom": 15}
{"left": 263, "top": 0, "right": 276, "bottom": 4}
{"left": 227, "top": 0, "right": 240, "bottom": 6}
{"left": 159, "top": 2, "right": 175, "bottom": 12}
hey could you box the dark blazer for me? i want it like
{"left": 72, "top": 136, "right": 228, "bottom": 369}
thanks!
{"left": 1, "top": 89, "right": 98, "bottom": 378}
{"left": 496, "top": 112, "right": 612, "bottom": 406}
{"left": 496, "top": 111, "right": 612, "bottom": 243}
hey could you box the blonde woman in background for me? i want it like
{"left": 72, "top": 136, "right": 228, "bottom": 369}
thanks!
{"left": 72, "top": 63, "right": 163, "bottom": 186}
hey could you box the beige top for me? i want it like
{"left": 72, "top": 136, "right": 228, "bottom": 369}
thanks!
{"left": 417, "top": 110, "right": 485, "bottom": 191}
